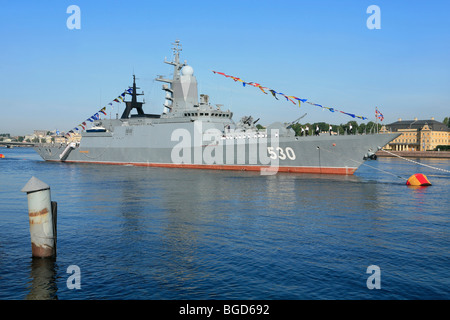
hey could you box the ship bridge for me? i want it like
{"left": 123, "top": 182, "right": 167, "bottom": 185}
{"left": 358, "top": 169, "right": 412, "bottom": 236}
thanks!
{"left": 156, "top": 40, "right": 233, "bottom": 122}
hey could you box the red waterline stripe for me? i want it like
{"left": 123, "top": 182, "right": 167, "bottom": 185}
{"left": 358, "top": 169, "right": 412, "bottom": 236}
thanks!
{"left": 48, "top": 160, "right": 357, "bottom": 175}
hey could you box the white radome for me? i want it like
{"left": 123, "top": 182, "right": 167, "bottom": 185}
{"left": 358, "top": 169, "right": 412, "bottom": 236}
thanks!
{"left": 181, "top": 65, "right": 194, "bottom": 76}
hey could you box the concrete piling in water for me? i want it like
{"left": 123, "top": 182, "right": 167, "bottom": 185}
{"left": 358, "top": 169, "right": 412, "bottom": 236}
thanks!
{"left": 21, "top": 177, "right": 57, "bottom": 258}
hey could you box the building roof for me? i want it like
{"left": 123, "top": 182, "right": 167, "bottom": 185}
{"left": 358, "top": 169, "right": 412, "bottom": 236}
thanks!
{"left": 385, "top": 119, "right": 449, "bottom": 132}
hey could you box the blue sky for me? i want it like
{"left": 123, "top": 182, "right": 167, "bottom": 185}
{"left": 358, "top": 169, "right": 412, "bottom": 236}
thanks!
{"left": 1, "top": 0, "right": 449, "bottom": 135}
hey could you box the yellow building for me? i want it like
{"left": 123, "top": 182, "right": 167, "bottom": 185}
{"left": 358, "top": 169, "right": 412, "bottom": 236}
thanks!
{"left": 67, "top": 133, "right": 82, "bottom": 143}
{"left": 381, "top": 118, "right": 449, "bottom": 151}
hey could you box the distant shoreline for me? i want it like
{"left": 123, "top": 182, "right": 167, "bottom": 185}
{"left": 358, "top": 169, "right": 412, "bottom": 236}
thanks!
{"left": 376, "top": 150, "right": 450, "bottom": 159}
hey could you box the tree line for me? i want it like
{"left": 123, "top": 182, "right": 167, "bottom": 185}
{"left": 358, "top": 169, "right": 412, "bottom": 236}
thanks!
{"left": 258, "top": 121, "right": 383, "bottom": 135}
{"left": 256, "top": 117, "right": 450, "bottom": 136}
{"left": 291, "top": 121, "right": 383, "bottom": 135}
{"left": 443, "top": 117, "right": 450, "bottom": 127}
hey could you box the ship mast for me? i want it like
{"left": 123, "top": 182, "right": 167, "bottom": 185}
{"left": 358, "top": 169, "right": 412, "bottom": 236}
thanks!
{"left": 170, "top": 40, "right": 183, "bottom": 77}
{"left": 121, "top": 74, "right": 145, "bottom": 119}
{"left": 156, "top": 40, "right": 199, "bottom": 114}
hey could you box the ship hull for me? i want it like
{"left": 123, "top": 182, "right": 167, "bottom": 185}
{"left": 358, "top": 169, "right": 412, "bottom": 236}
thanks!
{"left": 35, "top": 129, "right": 399, "bottom": 175}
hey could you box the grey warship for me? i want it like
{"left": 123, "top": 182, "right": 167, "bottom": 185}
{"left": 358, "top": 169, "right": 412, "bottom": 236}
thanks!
{"left": 35, "top": 40, "right": 400, "bottom": 174}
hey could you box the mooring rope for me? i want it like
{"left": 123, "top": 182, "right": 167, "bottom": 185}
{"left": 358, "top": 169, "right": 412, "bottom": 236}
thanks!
{"left": 356, "top": 158, "right": 408, "bottom": 180}
{"left": 318, "top": 146, "right": 408, "bottom": 180}
{"left": 319, "top": 145, "right": 450, "bottom": 183}
{"left": 379, "top": 149, "right": 450, "bottom": 174}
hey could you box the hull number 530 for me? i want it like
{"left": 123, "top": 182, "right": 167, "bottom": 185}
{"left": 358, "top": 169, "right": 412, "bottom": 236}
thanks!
{"left": 267, "top": 147, "right": 296, "bottom": 160}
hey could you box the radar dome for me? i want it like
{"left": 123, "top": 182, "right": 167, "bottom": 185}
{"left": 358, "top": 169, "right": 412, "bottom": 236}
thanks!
{"left": 181, "top": 65, "right": 194, "bottom": 76}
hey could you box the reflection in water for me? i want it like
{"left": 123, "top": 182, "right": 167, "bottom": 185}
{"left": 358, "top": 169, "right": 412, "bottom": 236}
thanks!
{"left": 7, "top": 151, "right": 446, "bottom": 299}
{"left": 26, "top": 257, "right": 58, "bottom": 300}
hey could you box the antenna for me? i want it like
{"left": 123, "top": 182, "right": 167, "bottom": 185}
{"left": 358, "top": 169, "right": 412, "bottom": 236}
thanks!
{"left": 172, "top": 39, "right": 182, "bottom": 53}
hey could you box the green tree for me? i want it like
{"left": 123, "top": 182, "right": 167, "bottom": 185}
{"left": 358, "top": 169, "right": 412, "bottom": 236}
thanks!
{"left": 365, "top": 121, "right": 379, "bottom": 133}
{"left": 289, "top": 123, "right": 302, "bottom": 136}
{"left": 313, "top": 122, "right": 329, "bottom": 132}
{"left": 304, "top": 123, "right": 312, "bottom": 136}
{"left": 443, "top": 117, "right": 449, "bottom": 127}
{"left": 340, "top": 121, "right": 357, "bottom": 134}
{"left": 349, "top": 121, "right": 358, "bottom": 134}
{"left": 358, "top": 123, "right": 367, "bottom": 134}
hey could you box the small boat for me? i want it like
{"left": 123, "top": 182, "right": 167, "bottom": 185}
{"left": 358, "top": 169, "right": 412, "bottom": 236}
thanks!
{"left": 86, "top": 126, "right": 107, "bottom": 133}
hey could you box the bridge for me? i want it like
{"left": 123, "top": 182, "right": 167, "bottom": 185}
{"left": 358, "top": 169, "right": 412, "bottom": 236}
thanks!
{"left": 0, "top": 141, "right": 35, "bottom": 147}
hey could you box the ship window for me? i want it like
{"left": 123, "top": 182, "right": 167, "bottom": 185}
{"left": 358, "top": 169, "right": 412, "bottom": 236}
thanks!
{"left": 200, "top": 113, "right": 204, "bottom": 116}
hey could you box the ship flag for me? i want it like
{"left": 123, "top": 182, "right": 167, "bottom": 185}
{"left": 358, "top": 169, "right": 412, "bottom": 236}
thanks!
{"left": 375, "top": 107, "right": 384, "bottom": 121}
{"left": 64, "top": 89, "right": 129, "bottom": 137}
{"left": 212, "top": 70, "right": 368, "bottom": 120}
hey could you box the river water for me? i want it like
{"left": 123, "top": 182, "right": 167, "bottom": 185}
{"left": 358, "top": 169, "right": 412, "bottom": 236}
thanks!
{"left": 0, "top": 147, "right": 448, "bottom": 300}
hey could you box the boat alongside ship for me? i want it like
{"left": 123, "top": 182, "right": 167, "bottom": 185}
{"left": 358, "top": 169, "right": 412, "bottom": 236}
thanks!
{"left": 34, "top": 41, "right": 400, "bottom": 174}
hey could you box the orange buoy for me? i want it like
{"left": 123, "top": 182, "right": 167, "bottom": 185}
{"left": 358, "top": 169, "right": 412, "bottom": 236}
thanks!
{"left": 0, "top": 154, "right": 5, "bottom": 158}
{"left": 406, "top": 173, "right": 431, "bottom": 186}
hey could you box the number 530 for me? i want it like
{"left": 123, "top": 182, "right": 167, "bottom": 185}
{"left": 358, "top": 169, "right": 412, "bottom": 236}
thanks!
{"left": 267, "top": 147, "right": 296, "bottom": 160}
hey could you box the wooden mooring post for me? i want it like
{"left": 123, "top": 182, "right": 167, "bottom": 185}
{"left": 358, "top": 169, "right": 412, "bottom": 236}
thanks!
{"left": 21, "top": 177, "right": 57, "bottom": 258}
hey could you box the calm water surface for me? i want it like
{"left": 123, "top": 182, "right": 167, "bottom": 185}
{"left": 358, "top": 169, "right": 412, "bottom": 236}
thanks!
{"left": 0, "top": 147, "right": 449, "bottom": 300}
